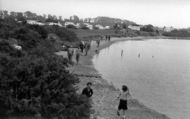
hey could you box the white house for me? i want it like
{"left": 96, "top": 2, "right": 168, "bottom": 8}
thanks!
{"left": 105, "top": 26, "right": 110, "bottom": 29}
{"left": 128, "top": 25, "right": 141, "bottom": 31}
{"left": 95, "top": 24, "right": 105, "bottom": 30}
{"left": 75, "top": 23, "right": 81, "bottom": 28}
{"left": 84, "top": 23, "right": 93, "bottom": 30}
{"left": 163, "top": 26, "right": 175, "bottom": 32}
{"left": 47, "top": 22, "right": 63, "bottom": 27}
{"left": 27, "top": 20, "right": 45, "bottom": 26}
{"left": 64, "top": 21, "right": 75, "bottom": 27}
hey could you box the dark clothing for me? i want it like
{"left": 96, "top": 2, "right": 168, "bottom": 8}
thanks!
{"left": 82, "top": 87, "right": 93, "bottom": 97}
{"left": 118, "top": 99, "right": 128, "bottom": 110}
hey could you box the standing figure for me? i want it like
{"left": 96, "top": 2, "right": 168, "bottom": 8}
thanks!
{"left": 138, "top": 53, "right": 140, "bottom": 58}
{"left": 121, "top": 50, "right": 124, "bottom": 56}
{"left": 117, "top": 85, "right": 130, "bottom": 119}
{"left": 96, "top": 39, "right": 100, "bottom": 48}
{"left": 75, "top": 48, "right": 80, "bottom": 64}
{"left": 67, "top": 48, "right": 72, "bottom": 63}
{"left": 108, "top": 35, "right": 111, "bottom": 41}
{"left": 79, "top": 41, "right": 84, "bottom": 53}
{"left": 84, "top": 41, "right": 91, "bottom": 56}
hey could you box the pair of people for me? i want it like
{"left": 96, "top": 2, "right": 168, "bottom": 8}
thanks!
{"left": 82, "top": 82, "right": 130, "bottom": 119}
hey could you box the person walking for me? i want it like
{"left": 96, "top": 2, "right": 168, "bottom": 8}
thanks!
{"left": 96, "top": 39, "right": 100, "bottom": 48}
{"left": 117, "top": 85, "right": 130, "bottom": 119}
{"left": 82, "top": 82, "right": 93, "bottom": 98}
{"left": 121, "top": 50, "right": 124, "bottom": 56}
{"left": 75, "top": 48, "right": 80, "bottom": 64}
{"left": 84, "top": 41, "right": 91, "bottom": 56}
{"left": 67, "top": 48, "right": 72, "bottom": 63}
{"left": 79, "top": 41, "right": 84, "bottom": 53}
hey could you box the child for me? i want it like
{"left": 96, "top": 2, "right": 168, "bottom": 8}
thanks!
{"left": 82, "top": 82, "right": 93, "bottom": 98}
{"left": 117, "top": 85, "right": 130, "bottom": 119}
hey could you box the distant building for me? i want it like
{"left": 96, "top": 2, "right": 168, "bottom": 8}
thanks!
{"left": 90, "top": 18, "right": 95, "bottom": 23}
{"left": 95, "top": 24, "right": 105, "bottom": 30}
{"left": 163, "top": 26, "right": 175, "bottom": 32}
{"left": 84, "top": 23, "right": 93, "bottom": 30}
{"left": 128, "top": 25, "right": 141, "bottom": 31}
{"left": 48, "top": 22, "right": 62, "bottom": 27}
{"left": 105, "top": 26, "right": 110, "bottom": 29}
{"left": 65, "top": 21, "right": 75, "bottom": 26}
{"left": 27, "top": 20, "right": 45, "bottom": 25}
{"left": 75, "top": 23, "right": 81, "bottom": 28}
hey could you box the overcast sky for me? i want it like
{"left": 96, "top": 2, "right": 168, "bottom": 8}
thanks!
{"left": 1, "top": 0, "right": 190, "bottom": 28}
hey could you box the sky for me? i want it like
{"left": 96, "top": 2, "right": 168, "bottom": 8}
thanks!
{"left": 1, "top": 0, "right": 190, "bottom": 28}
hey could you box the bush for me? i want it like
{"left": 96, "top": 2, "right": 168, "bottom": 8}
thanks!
{"left": 0, "top": 15, "right": 91, "bottom": 119}
{"left": 66, "top": 24, "right": 77, "bottom": 29}
{"left": 163, "top": 29, "right": 190, "bottom": 37}
{"left": 45, "top": 25, "right": 78, "bottom": 42}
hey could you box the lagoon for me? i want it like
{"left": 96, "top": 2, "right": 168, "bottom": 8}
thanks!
{"left": 92, "top": 39, "right": 190, "bottom": 119}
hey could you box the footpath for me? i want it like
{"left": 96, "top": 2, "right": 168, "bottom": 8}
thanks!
{"left": 60, "top": 37, "right": 170, "bottom": 119}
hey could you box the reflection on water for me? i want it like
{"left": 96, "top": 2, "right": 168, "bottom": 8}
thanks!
{"left": 93, "top": 39, "right": 190, "bottom": 119}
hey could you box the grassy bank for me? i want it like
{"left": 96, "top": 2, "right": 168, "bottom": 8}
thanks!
{"left": 70, "top": 29, "right": 121, "bottom": 40}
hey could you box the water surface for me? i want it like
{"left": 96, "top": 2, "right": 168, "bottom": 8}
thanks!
{"left": 93, "top": 39, "right": 190, "bottom": 119}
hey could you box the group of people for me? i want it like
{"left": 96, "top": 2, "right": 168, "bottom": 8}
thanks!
{"left": 105, "top": 35, "right": 111, "bottom": 41}
{"left": 82, "top": 82, "right": 130, "bottom": 119}
{"left": 79, "top": 40, "right": 91, "bottom": 56}
{"left": 67, "top": 40, "right": 92, "bottom": 65}
{"left": 67, "top": 47, "right": 81, "bottom": 65}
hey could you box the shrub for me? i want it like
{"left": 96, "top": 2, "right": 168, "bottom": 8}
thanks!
{"left": 0, "top": 39, "right": 91, "bottom": 119}
{"left": 163, "top": 29, "right": 190, "bottom": 37}
{"left": 66, "top": 24, "right": 77, "bottom": 29}
{"left": 0, "top": 14, "right": 91, "bottom": 119}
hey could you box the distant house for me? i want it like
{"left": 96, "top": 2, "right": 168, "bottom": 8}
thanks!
{"left": 105, "top": 26, "right": 110, "bottom": 29}
{"left": 163, "top": 26, "right": 175, "bottom": 32}
{"left": 84, "top": 23, "right": 93, "bottom": 30}
{"left": 128, "top": 25, "right": 141, "bottom": 31}
{"left": 95, "top": 24, "right": 105, "bottom": 30}
{"left": 90, "top": 18, "right": 95, "bottom": 23}
{"left": 75, "top": 23, "right": 81, "bottom": 28}
{"left": 64, "top": 21, "right": 75, "bottom": 27}
{"left": 47, "top": 22, "right": 63, "bottom": 27}
{"left": 27, "top": 20, "right": 45, "bottom": 26}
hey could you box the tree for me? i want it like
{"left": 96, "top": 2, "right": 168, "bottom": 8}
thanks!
{"left": 10, "top": 11, "right": 17, "bottom": 18}
{"left": 122, "top": 23, "right": 127, "bottom": 29}
{"left": 16, "top": 12, "right": 25, "bottom": 21}
{"left": 0, "top": 41, "right": 91, "bottom": 118}
{"left": 24, "top": 11, "right": 36, "bottom": 20}
{"left": 140, "top": 24, "right": 154, "bottom": 32}
{"left": 0, "top": 17, "right": 91, "bottom": 118}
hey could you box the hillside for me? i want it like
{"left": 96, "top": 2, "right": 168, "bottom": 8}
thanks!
{"left": 93, "top": 16, "right": 135, "bottom": 26}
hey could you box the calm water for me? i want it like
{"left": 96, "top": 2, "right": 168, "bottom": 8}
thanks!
{"left": 92, "top": 39, "right": 190, "bottom": 119}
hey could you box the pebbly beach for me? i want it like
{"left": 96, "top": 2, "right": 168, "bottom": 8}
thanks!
{"left": 58, "top": 37, "right": 170, "bottom": 119}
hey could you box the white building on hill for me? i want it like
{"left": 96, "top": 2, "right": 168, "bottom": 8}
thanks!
{"left": 64, "top": 21, "right": 75, "bottom": 26}
{"left": 48, "top": 22, "right": 63, "bottom": 27}
{"left": 95, "top": 24, "right": 105, "bottom": 30}
{"left": 163, "top": 26, "right": 175, "bottom": 32}
{"left": 27, "top": 20, "right": 45, "bottom": 26}
{"left": 128, "top": 25, "right": 141, "bottom": 31}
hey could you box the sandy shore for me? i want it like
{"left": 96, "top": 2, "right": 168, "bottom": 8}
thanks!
{"left": 60, "top": 37, "right": 170, "bottom": 119}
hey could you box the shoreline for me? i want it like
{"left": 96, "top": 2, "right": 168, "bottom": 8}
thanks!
{"left": 66, "top": 36, "right": 170, "bottom": 119}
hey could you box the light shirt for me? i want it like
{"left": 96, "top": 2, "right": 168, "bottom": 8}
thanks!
{"left": 118, "top": 91, "right": 130, "bottom": 100}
